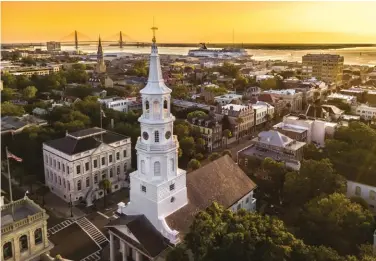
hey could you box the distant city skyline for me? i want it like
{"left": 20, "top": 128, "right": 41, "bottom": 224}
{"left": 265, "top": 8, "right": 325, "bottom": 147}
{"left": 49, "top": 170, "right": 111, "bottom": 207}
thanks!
{"left": 2, "top": 1, "right": 376, "bottom": 44}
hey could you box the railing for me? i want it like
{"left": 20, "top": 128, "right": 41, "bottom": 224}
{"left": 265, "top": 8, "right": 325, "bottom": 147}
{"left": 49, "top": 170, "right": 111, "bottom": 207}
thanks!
{"left": 1, "top": 203, "right": 46, "bottom": 234}
{"left": 136, "top": 136, "right": 178, "bottom": 152}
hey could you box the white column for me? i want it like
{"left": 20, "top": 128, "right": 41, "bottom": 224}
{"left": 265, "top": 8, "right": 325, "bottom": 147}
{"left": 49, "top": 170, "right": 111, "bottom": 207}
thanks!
{"left": 121, "top": 241, "right": 127, "bottom": 261}
{"left": 135, "top": 250, "right": 141, "bottom": 261}
{"left": 110, "top": 233, "right": 115, "bottom": 261}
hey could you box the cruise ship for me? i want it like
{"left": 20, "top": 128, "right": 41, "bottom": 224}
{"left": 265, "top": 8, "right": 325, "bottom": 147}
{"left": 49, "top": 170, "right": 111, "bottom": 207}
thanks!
{"left": 188, "top": 43, "right": 249, "bottom": 58}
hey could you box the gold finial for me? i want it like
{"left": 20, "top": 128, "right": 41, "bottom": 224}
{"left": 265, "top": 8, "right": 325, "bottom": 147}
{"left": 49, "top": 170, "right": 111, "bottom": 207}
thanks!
{"left": 151, "top": 17, "right": 158, "bottom": 43}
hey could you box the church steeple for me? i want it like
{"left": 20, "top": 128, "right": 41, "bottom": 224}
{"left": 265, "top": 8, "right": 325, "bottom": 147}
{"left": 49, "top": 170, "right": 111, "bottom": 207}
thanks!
{"left": 97, "top": 35, "right": 103, "bottom": 60}
{"left": 140, "top": 26, "right": 171, "bottom": 95}
{"left": 117, "top": 26, "right": 187, "bottom": 245}
{"left": 95, "top": 35, "right": 106, "bottom": 74}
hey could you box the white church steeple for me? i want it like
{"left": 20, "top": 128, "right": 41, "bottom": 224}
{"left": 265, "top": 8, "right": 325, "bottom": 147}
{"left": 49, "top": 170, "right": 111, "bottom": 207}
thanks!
{"left": 117, "top": 26, "right": 187, "bottom": 245}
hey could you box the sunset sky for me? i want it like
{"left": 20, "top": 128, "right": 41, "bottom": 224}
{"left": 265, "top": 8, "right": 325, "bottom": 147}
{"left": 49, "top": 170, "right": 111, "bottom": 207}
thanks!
{"left": 2, "top": 1, "right": 376, "bottom": 44}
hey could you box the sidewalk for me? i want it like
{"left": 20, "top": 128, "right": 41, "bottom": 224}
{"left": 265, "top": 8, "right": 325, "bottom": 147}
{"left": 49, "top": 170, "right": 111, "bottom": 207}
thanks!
{"left": 1, "top": 172, "right": 85, "bottom": 220}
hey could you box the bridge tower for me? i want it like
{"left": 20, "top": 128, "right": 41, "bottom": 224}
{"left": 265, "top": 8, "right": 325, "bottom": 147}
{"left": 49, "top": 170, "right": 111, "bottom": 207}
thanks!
{"left": 119, "top": 31, "right": 123, "bottom": 48}
{"left": 74, "top": 30, "right": 78, "bottom": 51}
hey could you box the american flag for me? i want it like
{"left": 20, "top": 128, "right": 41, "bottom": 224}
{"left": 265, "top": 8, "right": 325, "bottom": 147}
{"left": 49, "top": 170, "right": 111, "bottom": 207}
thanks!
{"left": 7, "top": 151, "right": 23, "bottom": 162}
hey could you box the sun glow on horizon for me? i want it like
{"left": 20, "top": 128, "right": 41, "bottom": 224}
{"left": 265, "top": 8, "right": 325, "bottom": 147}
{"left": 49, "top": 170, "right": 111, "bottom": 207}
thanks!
{"left": 1, "top": 1, "right": 376, "bottom": 44}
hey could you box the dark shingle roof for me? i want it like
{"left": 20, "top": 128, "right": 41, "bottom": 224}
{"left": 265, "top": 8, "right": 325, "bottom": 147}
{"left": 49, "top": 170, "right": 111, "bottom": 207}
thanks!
{"left": 44, "top": 129, "right": 129, "bottom": 155}
{"left": 165, "top": 155, "right": 257, "bottom": 235}
{"left": 106, "top": 215, "right": 170, "bottom": 258}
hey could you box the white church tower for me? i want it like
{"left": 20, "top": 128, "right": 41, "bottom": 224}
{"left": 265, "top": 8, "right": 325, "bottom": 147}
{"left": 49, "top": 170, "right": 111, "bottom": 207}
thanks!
{"left": 117, "top": 26, "right": 187, "bottom": 244}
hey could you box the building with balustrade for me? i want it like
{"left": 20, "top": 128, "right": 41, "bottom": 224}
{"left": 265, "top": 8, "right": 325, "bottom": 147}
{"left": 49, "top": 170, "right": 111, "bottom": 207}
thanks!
{"left": 42, "top": 127, "right": 132, "bottom": 206}
{"left": 1, "top": 197, "right": 53, "bottom": 261}
{"left": 103, "top": 31, "right": 257, "bottom": 261}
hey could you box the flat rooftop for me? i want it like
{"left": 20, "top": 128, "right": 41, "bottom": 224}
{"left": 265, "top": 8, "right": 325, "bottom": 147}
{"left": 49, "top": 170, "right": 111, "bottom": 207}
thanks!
{"left": 1, "top": 198, "right": 42, "bottom": 227}
{"left": 273, "top": 122, "right": 308, "bottom": 134}
{"left": 263, "top": 89, "right": 297, "bottom": 95}
{"left": 68, "top": 127, "right": 106, "bottom": 139}
{"left": 240, "top": 144, "right": 300, "bottom": 166}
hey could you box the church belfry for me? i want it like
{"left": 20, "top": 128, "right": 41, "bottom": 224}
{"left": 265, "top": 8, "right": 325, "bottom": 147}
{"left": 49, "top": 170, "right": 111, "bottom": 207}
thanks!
{"left": 117, "top": 26, "right": 187, "bottom": 244}
{"left": 95, "top": 35, "right": 106, "bottom": 74}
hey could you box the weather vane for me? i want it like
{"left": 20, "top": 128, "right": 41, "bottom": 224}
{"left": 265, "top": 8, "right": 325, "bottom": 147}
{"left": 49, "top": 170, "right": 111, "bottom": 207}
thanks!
{"left": 151, "top": 17, "right": 158, "bottom": 43}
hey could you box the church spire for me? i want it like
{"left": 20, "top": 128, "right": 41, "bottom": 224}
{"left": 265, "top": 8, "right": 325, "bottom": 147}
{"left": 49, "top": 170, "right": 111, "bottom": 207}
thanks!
{"left": 140, "top": 25, "right": 171, "bottom": 95}
{"left": 97, "top": 35, "right": 103, "bottom": 60}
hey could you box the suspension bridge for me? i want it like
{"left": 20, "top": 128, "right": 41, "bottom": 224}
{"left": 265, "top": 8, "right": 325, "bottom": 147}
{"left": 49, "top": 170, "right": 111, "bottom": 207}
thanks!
{"left": 2, "top": 30, "right": 150, "bottom": 49}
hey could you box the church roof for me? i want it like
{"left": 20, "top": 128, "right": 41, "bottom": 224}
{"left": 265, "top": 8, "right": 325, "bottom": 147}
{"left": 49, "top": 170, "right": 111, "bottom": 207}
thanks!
{"left": 139, "top": 41, "right": 172, "bottom": 95}
{"left": 165, "top": 155, "right": 257, "bottom": 235}
{"left": 106, "top": 215, "right": 171, "bottom": 258}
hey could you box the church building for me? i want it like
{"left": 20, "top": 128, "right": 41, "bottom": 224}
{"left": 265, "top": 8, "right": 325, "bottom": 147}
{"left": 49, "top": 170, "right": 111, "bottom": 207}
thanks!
{"left": 95, "top": 35, "right": 107, "bottom": 74}
{"left": 104, "top": 28, "right": 257, "bottom": 261}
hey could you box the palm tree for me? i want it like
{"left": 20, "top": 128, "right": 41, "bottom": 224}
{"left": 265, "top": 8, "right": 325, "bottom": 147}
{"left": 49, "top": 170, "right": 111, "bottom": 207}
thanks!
{"left": 36, "top": 185, "right": 50, "bottom": 206}
{"left": 223, "top": 129, "right": 232, "bottom": 148}
{"left": 99, "top": 179, "right": 112, "bottom": 208}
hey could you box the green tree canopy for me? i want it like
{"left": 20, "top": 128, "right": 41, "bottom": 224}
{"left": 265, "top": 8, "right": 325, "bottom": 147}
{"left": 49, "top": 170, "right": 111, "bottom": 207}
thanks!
{"left": 208, "top": 152, "right": 221, "bottom": 161}
{"left": 284, "top": 159, "right": 346, "bottom": 207}
{"left": 300, "top": 193, "right": 375, "bottom": 255}
{"left": 260, "top": 77, "right": 278, "bottom": 90}
{"left": 1, "top": 102, "right": 26, "bottom": 116}
{"left": 22, "top": 85, "right": 38, "bottom": 99}
{"left": 187, "top": 110, "right": 208, "bottom": 120}
{"left": 187, "top": 159, "right": 201, "bottom": 171}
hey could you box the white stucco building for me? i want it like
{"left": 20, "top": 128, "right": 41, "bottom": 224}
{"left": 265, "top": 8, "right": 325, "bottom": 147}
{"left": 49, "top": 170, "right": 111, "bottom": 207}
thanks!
{"left": 347, "top": 180, "right": 376, "bottom": 213}
{"left": 281, "top": 115, "right": 337, "bottom": 147}
{"left": 105, "top": 32, "right": 257, "bottom": 261}
{"left": 355, "top": 104, "right": 376, "bottom": 120}
{"left": 253, "top": 101, "right": 274, "bottom": 126}
{"left": 99, "top": 97, "right": 142, "bottom": 113}
{"left": 43, "top": 128, "right": 132, "bottom": 205}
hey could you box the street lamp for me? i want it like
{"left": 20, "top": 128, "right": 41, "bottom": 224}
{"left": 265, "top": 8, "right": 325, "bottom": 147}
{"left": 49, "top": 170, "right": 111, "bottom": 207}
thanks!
{"left": 69, "top": 194, "right": 73, "bottom": 218}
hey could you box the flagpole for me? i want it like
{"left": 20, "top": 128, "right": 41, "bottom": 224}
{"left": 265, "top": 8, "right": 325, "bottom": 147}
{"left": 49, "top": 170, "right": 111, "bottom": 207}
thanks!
{"left": 100, "top": 103, "right": 103, "bottom": 142}
{"left": 6, "top": 147, "right": 14, "bottom": 218}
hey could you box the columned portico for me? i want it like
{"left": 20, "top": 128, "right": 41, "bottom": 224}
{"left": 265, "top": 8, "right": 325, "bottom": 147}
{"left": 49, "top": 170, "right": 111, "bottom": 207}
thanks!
{"left": 109, "top": 230, "right": 152, "bottom": 261}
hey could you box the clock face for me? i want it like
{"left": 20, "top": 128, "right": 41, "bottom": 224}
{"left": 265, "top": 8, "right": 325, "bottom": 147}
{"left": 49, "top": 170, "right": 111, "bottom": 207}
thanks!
{"left": 143, "top": 132, "right": 149, "bottom": 140}
{"left": 165, "top": 131, "right": 171, "bottom": 139}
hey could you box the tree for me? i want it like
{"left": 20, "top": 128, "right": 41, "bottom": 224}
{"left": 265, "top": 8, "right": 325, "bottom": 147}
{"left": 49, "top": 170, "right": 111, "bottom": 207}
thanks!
{"left": 208, "top": 152, "right": 221, "bottom": 161}
{"left": 22, "top": 85, "right": 38, "bottom": 99}
{"left": 194, "top": 153, "right": 204, "bottom": 161}
{"left": 166, "top": 244, "right": 189, "bottom": 261}
{"left": 283, "top": 159, "right": 346, "bottom": 207}
{"left": 350, "top": 196, "right": 369, "bottom": 210}
{"left": 1, "top": 102, "right": 25, "bottom": 116}
{"left": 185, "top": 202, "right": 317, "bottom": 261}
{"left": 187, "top": 110, "right": 208, "bottom": 120}
{"left": 174, "top": 123, "right": 190, "bottom": 138}
{"left": 261, "top": 157, "right": 287, "bottom": 203}
{"left": 187, "top": 159, "right": 201, "bottom": 171}
{"left": 260, "top": 77, "right": 278, "bottom": 90}
{"left": 36, "top": 185, "right": 50, "bottom": 206}
{"left": 180, "top": 137, "right": 196, "bottom": 158}
{"left": 300, "top": 193, "right": 375, "bottom": 255}
{"left": 99, "top": 179, "right": 112, "bottom": 208}
{"left": 303, "top": 144, "right": 323, "bottom": 161}
{"left": 1, "top": 87, "right": 16, "bottom": 102}
{"left": 196, "top": 137, "right": 206, "bottom": 153}
{"left": 222, "top": 150, "right": 232, "bottom": 158}
{"left": 223, "top": 129, "right": 232, "bottom": 148}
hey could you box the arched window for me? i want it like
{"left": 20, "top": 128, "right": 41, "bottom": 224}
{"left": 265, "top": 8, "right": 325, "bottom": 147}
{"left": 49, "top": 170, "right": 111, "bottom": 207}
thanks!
{"left": 110, "top": 169, "right": 113, "bottom": 178}
{"left": 124, "top": 163, "right": 127, "bottom": 173}
{"left": 117, "top": 166, "right": 120, "bottom": 175}
{"left": 154, "top": 162, "right": 161, "bottom": 176}
{"left": 141, "top": 160, "right": 145, "bottom": 174}
{"left": 63, "top": 179, "right": 66, "bottom": 188}
{"left": 370, "top": 190, "right": 376, "bottom": 200}
{"left": 164, "top": 99, "right": 168, "bottom": 109}
{"left": 3, "top": 242, "right": 12, "bottom": 260}
{"left": 19, "top": 235, "right": 28, "bottom": 252}
{"left": 155, "top": 131, "right": 160, "bottom": 143}
{"left": 94, "top": 174, "right": 98, "bottom": 184}
{"left": 34, "top": 228, "right": 43, "bottom": 245}
{"left": 59, "top": 177, "right": 61, "bottom": 185}
{"left": 153, "top": 100, "right": 160, "bottom": 118}
{"left": 67, "top": 182, "right": 70, "bottom": 191}
{"left": 170, "top": 159, "right": 174, "bottom": 172}
{"left": 77, "top": 180, "right": 82, "bottom": 191}
{"left": 355, "top": 186, "right": 361, "bottom": 196}
{"left": 86, "top": 177, "right": 90, "bottom": 187}
{"left": 145, "top": 100, "right": 149, "bottom": 110}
